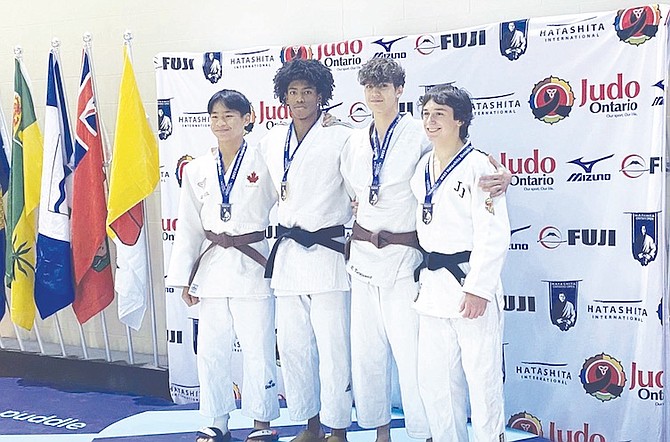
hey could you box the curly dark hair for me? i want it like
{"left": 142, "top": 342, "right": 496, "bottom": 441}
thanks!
{"left": 273, "top": 59, "right": 334, "bottom": 105}
{"left": 357, "top": 57, "right": 405, "bottom": 87}
{"left": 207, "top": 89, "right": 254, "bottom": 133}
{"left": 419, "top": 85, "right": 473, "bottom": 141}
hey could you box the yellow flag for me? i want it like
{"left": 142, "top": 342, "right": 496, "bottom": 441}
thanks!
{"left": 106, "top": 45, "right": 159, "bottom": 240}
{"left": 7, "top": 57, "right": 43, "bottom": 330}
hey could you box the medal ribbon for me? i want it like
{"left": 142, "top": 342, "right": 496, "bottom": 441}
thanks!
{"left": 369, "top": 113, "right": 402, "bottom": 191}
{"left": 424, "top": 142, "right": 474, "bottom": 207}
{"left": 216, "top": 139, "right": 248, "bottom": 211}
{"left": 282, "top": 113, "right": 321, "bottom": 183}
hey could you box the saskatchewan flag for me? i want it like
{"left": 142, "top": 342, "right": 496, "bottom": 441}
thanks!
{"left": 6, "top": 57, "right": 43, "bottom": 330}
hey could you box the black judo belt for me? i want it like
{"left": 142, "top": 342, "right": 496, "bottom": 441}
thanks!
{"left": 188, "top": 230, "right": 267, "bottom": 285}
{"left": 345, "top": 221, "right": 420, "bottom": 260}
{"left": 413, "top": 250, "right": 472, "bottom": 284}
{"left": 264, "top": 224, "right": 345, "bottom": 278}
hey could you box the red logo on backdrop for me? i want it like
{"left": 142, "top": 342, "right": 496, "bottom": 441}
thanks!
{"left": 280, "top": 46, "right": 313, "bottom": 63}
{"left": 614, "top": 5, "right": 661, "bottom": 46}
{"left": 580, "top": 353, "right": 626, "bottom": 402}
{"left": 529, "top": 76, "right": 574, "bottom": 124}
{"left": 507, "top": 412, "right": 543, "bottom": 436}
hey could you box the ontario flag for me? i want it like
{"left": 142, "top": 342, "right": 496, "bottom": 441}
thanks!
{"left": 34, "top": 48, "right": 75, "bottom": 319}
{"left": 6, "top": 56, "right": 43, "bottom": 330}
{"left": 106, "top": 45, "right": 159, "bottom": 330}
{"left": 0, "top": 98, "right": 11, "bottom": 322}
{"left": 71, "top": 45, "right": 114, "bottom": 324}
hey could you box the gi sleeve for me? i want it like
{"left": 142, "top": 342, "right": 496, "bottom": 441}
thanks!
{"left": 461, "top": 161, "right": 511, "bottom": 301}
{"left": 165, "top": 164, "right": 207, "bottom": 288}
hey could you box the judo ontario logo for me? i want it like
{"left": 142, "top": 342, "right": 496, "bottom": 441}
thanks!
{"left": 202, "top": 52, "right": 223, "bottom": 84}
{"left": 500, "top": 20, "right": 528, "bottom": 60}
{"left": 175, "top": 155, "right": 194, "bottom": 187}
{"left": 614, "top": 5, "right": 661, "bottom": 46}
{"left": 280, "top": 45, "right": 313, "bottom": 63}
{"left": 529, "top": 76, "right": 574, "bottom": 124}
{"left": 547, "top": 280, "right": 579, "bottom": 331}
{"left": 157, "top": 99, "right": 173, "bottom": 140}
{"left": 507, "top": 412, "right": 543, "bottom": 436}
{"left": 580, "top": 353, "right": 626, "bottom": 402}
{"left": 629, "top": 212, "right": 658, "bottom": 266}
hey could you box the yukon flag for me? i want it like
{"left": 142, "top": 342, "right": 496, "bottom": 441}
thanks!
{"left": 71, "top": 46, "right": 114, "bottom": 324}
{"left": 6, "top": 56, "right": 43, "bottom": 330}
{"left": 35, "top": 48, "right": 75, "bottom": 319}
{"left": 106, "top": 45, "right": 159, "bottom": 330}
{"left": 0, "top": 103, "right": 10, "bottom": 321}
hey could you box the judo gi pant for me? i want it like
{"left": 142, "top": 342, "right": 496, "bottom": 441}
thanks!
{"left": 350, "top": 276, "right": 430, "bottom": 439}
{"left": 275, "top": 291, "right": 352, "bottom": 429}
{"left": 418, "top": 303, "right": 505, "bottom": 442}
{"left": 197, "top": 296, "right": 280, "bottom": 422}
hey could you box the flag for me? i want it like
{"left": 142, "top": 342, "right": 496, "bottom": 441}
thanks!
{"left": 71, "top": 46, "right": 114, "bottom": 324}
{"left": 6, "top": 57, "right": 43, "bottom": 330}
{"left": 106, "top": 45, "right": 159, "bottom": 330}
{"left": 0, "top": 100, "right": 11, "bottom": 321}
{"left": 34, "top": 49, "right": 75, "bottom": 319}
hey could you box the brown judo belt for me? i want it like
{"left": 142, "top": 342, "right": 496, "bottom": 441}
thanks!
{"left": 345, "top": 221, "right": 421, "bottom": 260}
{"left": 188, "top": 230, "right": 267, "bottom": 285}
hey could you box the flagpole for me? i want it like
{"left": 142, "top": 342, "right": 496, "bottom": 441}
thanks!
{"left": 124, "top": 31, "right": 160, "bottom": 368}
{"left": 4, "top": 294, "right": 24, "bottom": 351}
{"left": 119, "top": 32, "right": 137, "bottom": 366}
{"left": 46, "top": 38, "right": 72, "bottom": 359}
{"left": 89, "top": 32, "right": 113, "bottom": 170}
{"left": 83, "top": 32, "right": 113, "bottom": 363}
{"left": 0, "top": 54, "right": 14, "bottom": 352}
{"left": 9, "top": 47, "right": 25, "bottom": 347}
{"left": 32, "top": 320, "right": 45, "bottom": 354}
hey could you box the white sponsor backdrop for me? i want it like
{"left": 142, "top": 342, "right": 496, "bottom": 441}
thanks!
{"left": 156, "top": 5, "right": 668, "bottom": 440}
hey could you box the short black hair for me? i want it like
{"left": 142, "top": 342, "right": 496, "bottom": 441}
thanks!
{"left": 273, "top": 59, "right": 334, "bottom": 105}
{"left": 420, "top": 85, "right": 473, "bottom": 141}
{"left": 358, "top": 57, "right": 405, "bottom": 87}
{"left": 207, "top": 89, "right": 254, "bottom": 133}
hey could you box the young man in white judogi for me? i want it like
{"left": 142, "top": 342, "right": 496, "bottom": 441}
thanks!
{"left": 167, "top": 90, "right": 280, "bottom": 442}
{"left": 411, "top": 85, "right": 510, "bottom": 442}
{"left": 340, "top": 58, "right": 431, "bottom": 442}
{"left": 259, "top": 59, "right": 353, "bottom": 442}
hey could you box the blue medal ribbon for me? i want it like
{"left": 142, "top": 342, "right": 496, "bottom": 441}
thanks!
{"left": 423, "top": 142, "right": 473, "bottom": 224}
{"left": 216, "top": 139, "right": 248, "bottom": 222}
{"left": 281, "top": 113, "right": 321, "bottom": 200}
{"left": 368, "top": 113, "right": 402, "bottom": 205}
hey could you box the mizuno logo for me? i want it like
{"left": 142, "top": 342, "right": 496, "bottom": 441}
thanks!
{"left": 567, "top": 154, "right": 614, "bottom": 173}
{"left": 372, "top": 36, "right": 406, "bottom": 52}
{"left": 511, "top": 225, "right": 531, "bottom": 236}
